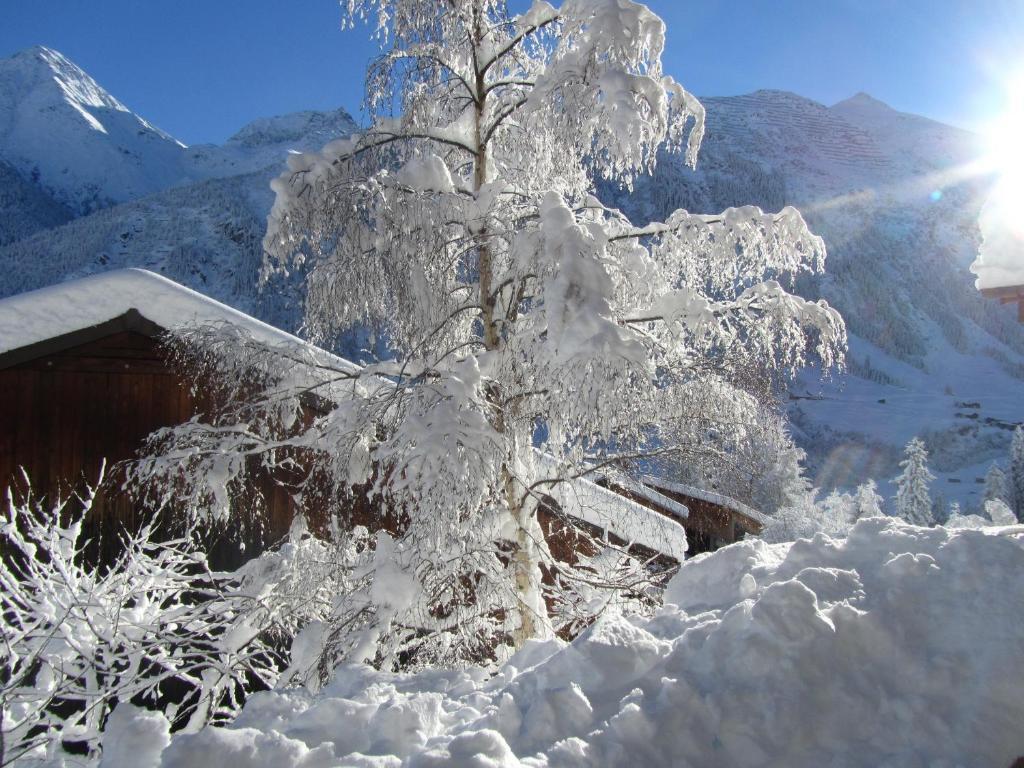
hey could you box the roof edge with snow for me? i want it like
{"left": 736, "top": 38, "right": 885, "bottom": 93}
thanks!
{"left": 0, "top": 268, "right": 359, "bottom": 375}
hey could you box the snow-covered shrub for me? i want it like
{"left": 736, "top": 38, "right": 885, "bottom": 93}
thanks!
{"left": 0, "top": 474, "right": 281, "bottom": 765}
{"left": 1011, "top": 425, "right": 1024, "bottom": 521}
{"left": 984, "top": 498, "right": 1017, "bottom": 526}
{"left": 759, "top": 480, "right": 882, "bottom": 543}
{"left": 656, "top": 392, "right": 813, "bottom": 517}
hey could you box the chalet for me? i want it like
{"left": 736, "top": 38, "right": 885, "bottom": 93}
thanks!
{"left": 0, "top": 269, "right": 686, "bottom": 567}
{"left": 598, "top": 474, "right": 766, "bottom": 555}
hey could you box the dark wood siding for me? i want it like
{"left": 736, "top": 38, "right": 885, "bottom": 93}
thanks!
{"left": 0, "top": 330, "right": 301, "bottom": 567}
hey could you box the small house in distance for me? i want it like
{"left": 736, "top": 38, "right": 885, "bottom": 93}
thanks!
{"left": 598, "top": 474, "right": 766, "bottom": 555}
{"left": 979, "top": 284, "right": 1024, "bottom": 323}
{"left": 0, "top": 268, "right": 687, "bottom": 568}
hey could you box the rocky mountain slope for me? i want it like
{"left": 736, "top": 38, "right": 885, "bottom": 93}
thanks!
{"left": 0, "top": 47, "right": 1019, "bottom": 510}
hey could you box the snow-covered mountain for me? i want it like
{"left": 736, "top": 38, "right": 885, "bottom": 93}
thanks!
{"left": 0, "top": 46, "right": 358, "bottom": 217}
{"left": 0, "top": 157, "right": 72, "bottom": 245}
{"left": 618, "top": 89, "right": 1022, "bottom": 508}
{"left": 0, "top": 47, "right": 190, "bottom": 214}
{"left": 0, "top": 47, "right": 1019, "bottom": 510}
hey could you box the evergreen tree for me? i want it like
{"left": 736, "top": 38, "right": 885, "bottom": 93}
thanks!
{"left": 983, "top": 463, "right": 1008, "bottom": 506}
{"left": 895, "top": 437, "right": 935, "bottom": 526}
{"left": 853, "top": 480, "right": 884, "bottom": 519}
{"left": 1010, "top": 426, "right": 1024, "bottom": 522}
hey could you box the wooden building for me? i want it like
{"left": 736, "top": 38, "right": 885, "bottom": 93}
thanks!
{"left": 980, "top": 284, "right": 1024, "bottom": 323}
{"left": 599, "top": 474, "right": 766, "bottom": 555}
{"left": 0, "top": 269, "right": 687, "bottom": 568}
{"left": 0, "top": 269, "right": 359, "bottom": 566}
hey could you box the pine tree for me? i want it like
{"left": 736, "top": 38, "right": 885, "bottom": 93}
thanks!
{"left": 853, "top": 480, "right": 884, "bottom": 519}
{"left": 983, "top": 463, "right": 1009, "bottom": 506}
{"left": 1010, "top": 426, "right": 1024, "bottom": 522}
{"left": 895, "top": 437, "right": 935, "bottom": 526}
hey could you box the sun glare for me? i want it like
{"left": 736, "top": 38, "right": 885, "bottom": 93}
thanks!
{"left": 978, "top": 74, "right": 1024, "bottom": 244}
{"left": 981, "top": 73, "right": 1024, "bottom": 178}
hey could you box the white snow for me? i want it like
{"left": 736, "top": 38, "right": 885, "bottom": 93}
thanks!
{"left": 972, "top": 177, "right": 1024, "bottom": 290}
{"left": 536, "top": 453, "right": 688, "bottom": 561}
{"left": 139, "top": 517, "right": 1024, "bottom": 768}
{"left": 0, "top": 47, "right": 190, "bottom": 213}
{"left": 0, "top": 267, "right": 358, "bottom": 376}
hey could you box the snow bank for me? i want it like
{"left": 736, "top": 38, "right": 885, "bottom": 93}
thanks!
{"left": 147, "top": 517, "right": 1024, "bottom": 768}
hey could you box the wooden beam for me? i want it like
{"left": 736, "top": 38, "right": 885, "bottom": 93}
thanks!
{"left": 980, "top": 284, "right": 1024, "bottom": 300}
{"left": 979, "top": 284, "right": 1024, "bottom": 324}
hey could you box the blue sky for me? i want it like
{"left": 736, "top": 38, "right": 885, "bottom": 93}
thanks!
{"left": 2, "top": 0, "right": 1022, "bottom": 145}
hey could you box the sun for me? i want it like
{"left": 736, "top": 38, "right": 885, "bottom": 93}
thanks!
{"left": 981, "top": 72, "right": 1024, "bottom": 182}
{"left": 973, "top": 72, "right": 1024, "bottom": 290}
{"left": 981, "top": 73, "right": 1024, "bottom": 227}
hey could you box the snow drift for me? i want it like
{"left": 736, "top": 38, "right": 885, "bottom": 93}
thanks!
{"left": 136, "top": 517, "right": 1024, "bottom": 768}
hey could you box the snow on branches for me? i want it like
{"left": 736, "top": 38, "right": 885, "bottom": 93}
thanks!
{"left": 0, "top": 472, "right": 283, "bottom": 764}
{"left": 137, "top": 0, "right": 846, "bottom": 668}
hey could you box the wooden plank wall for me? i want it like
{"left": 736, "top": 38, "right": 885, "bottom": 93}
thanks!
{"left": 0, "top": 331, "right": 300, "bottom": 568}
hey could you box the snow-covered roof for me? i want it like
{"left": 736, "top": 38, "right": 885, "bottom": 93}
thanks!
{"left": 643, "top": 476, "right": 769, "bottom": 526}
{"left": 592, "top": 473, "right": 690, "bottom": 521}
{"left": 536, "top": 453, "right": 688, "bottom": 561}
{"left": 0, "top": 268, "right": 360, "bottom": 375}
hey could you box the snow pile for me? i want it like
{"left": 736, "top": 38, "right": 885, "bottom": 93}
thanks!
{"left": 148, "top": 517, "right": 1024, "bottom": 768}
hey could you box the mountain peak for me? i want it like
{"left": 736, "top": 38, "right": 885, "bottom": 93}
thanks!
{"left": 226, "top": 107, "right": 359, "bottom": 149}
{"left": 0, "top": 45, "right": 189, "bottom": 214}
{"left": 832, "top": 92, "right": 895, "bottom": 113}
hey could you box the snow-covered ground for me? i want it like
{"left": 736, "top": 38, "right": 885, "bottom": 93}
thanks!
{"left": 85, "top": 517, "right": 1024, "bottom": 768}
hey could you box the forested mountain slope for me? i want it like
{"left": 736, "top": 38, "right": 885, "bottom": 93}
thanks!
{"left": 616, "top": 89, "right": 1023, "bottom": 505}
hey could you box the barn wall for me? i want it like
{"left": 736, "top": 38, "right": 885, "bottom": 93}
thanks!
{"left": 0, "top": 331, "right": 301, "bottom": 568}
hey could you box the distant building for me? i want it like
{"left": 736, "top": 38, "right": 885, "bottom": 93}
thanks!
{"left": 598, "top": 475, "right": 766, "bottom": 555}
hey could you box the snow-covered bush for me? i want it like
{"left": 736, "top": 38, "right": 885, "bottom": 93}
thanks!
{"left": 759, "top": 480, "right": 882, "bottom": 543}
{"left": 1011, "top": 425, "right": 1024, "bottom": 521}
{"left": 656, "top": 395, "right": 813, "bottom": 517}
{"left": 0, "top": 474, "right": 282, "bottom": 765}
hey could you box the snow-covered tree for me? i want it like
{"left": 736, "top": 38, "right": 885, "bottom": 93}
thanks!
{"left": 894, "top": 437, "right": 935, "bottom": 526}
{"left": 983, "top": 463, "right": 1008, "bottom": 506}
{"left": 132, "top": 0, "right": 845, "bottom": 667}
{"left": 852, "top": 479, "right": 884, "bottom": 520}
{"left": 1010, "top": 426, "right": 1024, "bottom": 521}
{"left": 984, "top": 498, "right": 1016, "bottom": 526}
